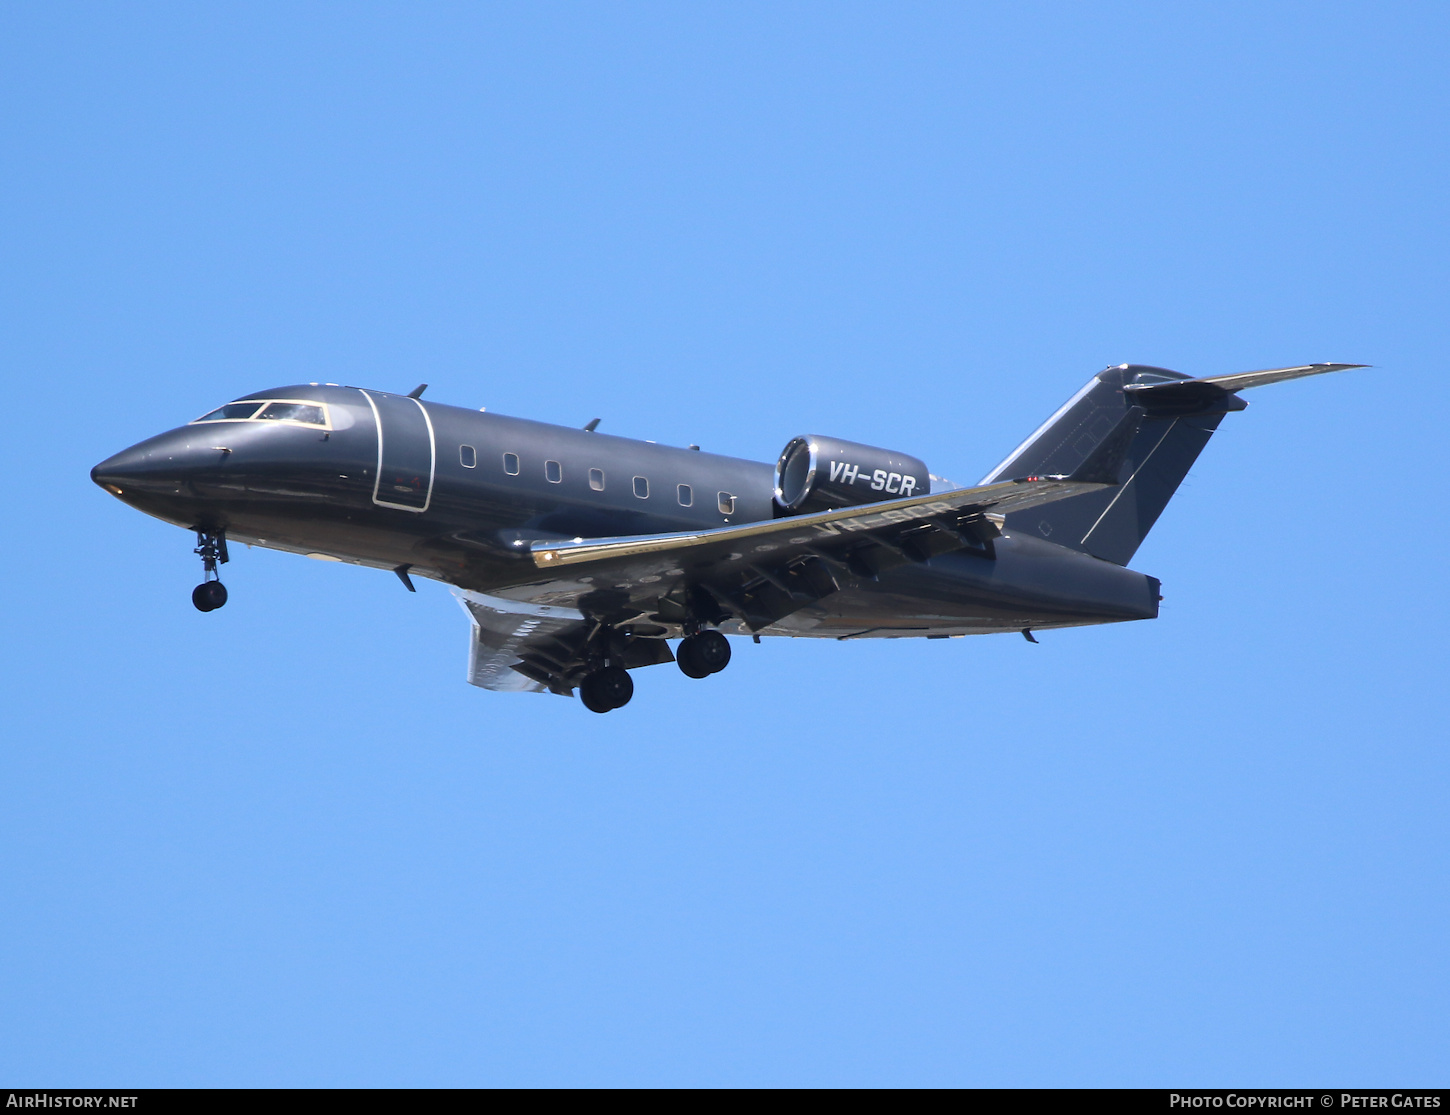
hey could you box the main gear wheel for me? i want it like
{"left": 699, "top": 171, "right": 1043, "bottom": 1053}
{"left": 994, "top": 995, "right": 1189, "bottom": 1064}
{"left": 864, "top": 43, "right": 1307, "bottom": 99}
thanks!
{"left": 676, "top": 630, "right": 731, "bottom": 678}
{"left": 579, "top": 665, "right": 634, "bottom": 713}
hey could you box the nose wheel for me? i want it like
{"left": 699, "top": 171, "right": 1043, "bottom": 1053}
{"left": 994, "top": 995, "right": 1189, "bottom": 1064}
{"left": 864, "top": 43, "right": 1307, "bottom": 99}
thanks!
{"left": 677, "top": 630, "right": 731, "bottom": 679}
{"left": 192, "top": 527, "right": 230, "bottom": 612}
{"left": 192, "top": 581, "right": 228, "bottom": 612}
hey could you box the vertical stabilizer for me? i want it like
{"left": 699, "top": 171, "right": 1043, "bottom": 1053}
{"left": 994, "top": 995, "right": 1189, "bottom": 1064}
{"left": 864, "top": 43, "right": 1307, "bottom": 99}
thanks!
{"left": 980, "top": 364, "right": 1245, "bottom": 565}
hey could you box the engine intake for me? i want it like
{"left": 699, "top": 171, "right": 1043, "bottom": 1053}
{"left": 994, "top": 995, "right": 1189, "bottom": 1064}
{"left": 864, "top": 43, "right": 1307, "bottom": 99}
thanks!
{"left": 774, "top": 435, "right": 930, "bottom": 515}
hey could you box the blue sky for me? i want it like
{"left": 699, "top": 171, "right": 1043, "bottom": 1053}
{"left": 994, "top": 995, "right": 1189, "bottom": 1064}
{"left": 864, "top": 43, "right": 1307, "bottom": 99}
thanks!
{"left": 1, "top": 1, "right": 1447, "bottom": 1086}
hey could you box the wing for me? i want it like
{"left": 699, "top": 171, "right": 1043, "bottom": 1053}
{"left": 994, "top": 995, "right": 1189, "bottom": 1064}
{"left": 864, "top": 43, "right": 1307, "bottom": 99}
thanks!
{"left": 479, "top": 469, "right": 1123, "bottom": 636}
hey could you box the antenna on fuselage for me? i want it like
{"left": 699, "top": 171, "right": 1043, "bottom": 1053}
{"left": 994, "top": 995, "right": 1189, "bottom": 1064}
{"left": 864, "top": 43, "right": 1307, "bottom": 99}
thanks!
{"left": 407, "top": 384, "right": 427, "bottom": 399}
{"left": 583, "top": 418, "right": 601, "bottom": 432}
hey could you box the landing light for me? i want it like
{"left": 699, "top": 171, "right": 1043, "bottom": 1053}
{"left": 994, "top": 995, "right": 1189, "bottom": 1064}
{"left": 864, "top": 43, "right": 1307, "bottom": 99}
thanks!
{"left": 103, "top": 484, "right": 123, "bottom": 496}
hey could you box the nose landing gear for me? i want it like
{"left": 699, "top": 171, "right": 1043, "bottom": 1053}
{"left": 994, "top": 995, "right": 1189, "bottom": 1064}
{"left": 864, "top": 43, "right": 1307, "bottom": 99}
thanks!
{"left": 677, "top": 629, "right": 731, "bottom": 679}
{"left": 192, "top": 528, "right": 230, "bottom": 612}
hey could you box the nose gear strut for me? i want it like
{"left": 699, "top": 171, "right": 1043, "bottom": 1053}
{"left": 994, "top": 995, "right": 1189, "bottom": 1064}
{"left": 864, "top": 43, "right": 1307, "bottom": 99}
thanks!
{"left": 192, "top": 527, "right": 230, "bottom": 612}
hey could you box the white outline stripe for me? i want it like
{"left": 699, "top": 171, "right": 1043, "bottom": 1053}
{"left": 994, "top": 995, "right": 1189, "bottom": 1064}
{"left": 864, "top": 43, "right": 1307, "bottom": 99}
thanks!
{"left": 360, "top": 389, "right": 436, "bottom": 513}
{"left": 1079, "top": 418, "right": 1177, "bottom": 545}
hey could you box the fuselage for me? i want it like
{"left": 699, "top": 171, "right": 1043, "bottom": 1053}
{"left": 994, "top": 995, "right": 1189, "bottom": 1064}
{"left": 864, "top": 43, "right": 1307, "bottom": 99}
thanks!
{"left": 92, "top": 383, "right": 1159, "bottom": 638}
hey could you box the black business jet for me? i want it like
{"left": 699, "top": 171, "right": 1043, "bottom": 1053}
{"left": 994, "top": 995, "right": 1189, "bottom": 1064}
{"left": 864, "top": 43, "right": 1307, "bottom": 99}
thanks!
{"left": 92, "top": 362, "right": 1360, "bottom": 712}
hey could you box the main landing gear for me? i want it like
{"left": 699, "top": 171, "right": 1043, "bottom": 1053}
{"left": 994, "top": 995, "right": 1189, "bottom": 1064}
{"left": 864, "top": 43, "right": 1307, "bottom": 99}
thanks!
{"left": 579, "top": 665, "right": 633, "bottom": 714}
{"left": 676, "top": 629, "right": 731, "bottom": 679}
{"left": 574, "top": 626, "right": 731, "bottom": 714}
{"left": 192, "top": 527, "right": 229, "bottom": 612}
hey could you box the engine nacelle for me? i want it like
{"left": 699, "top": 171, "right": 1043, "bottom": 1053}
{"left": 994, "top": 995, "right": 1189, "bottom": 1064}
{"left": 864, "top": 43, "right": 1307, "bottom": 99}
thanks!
{"left": 773, "top": 434, "right": 930, "bottom": 515}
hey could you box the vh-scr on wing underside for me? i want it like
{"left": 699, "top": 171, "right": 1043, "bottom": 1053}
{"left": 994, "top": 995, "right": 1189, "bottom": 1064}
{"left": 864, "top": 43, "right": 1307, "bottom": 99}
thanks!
{"left": 92, "top": 362, "right": 1362, "bottom": 712}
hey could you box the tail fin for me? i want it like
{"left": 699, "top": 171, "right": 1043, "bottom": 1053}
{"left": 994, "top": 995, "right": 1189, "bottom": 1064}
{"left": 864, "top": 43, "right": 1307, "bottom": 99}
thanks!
{"left": 980, "top": 362, "right": 1364, "bottom": 565}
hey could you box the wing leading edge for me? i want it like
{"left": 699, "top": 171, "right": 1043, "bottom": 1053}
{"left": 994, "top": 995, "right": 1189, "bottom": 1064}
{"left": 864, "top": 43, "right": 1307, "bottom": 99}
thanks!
{"left": 532, "top": 474, "right": 1106, "bottom": 569}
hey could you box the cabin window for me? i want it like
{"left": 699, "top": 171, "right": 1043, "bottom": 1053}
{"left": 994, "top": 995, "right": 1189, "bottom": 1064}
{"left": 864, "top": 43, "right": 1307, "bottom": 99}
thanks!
{"left": 633, "top": 476, "right": 649, "bottom": 499}
{"left": 256, "top": 402, "right": 326, "bottom": 426}
{"left": 677, "top": 483, "right": 693, "bottom": 507}
{"left": 459, "top": 445, "right": 476, "bottom": 468}
{"left": 546, "top": 460, "right": 563, "bottom": 484}
{"left": 718, "top": 492, "right": 735, "bottom": 515}
{"left": 503, "top": 452, "right": 520, "bottom": 475}
{"left": 589, "top": 468, "right": 605, "bottom": 491}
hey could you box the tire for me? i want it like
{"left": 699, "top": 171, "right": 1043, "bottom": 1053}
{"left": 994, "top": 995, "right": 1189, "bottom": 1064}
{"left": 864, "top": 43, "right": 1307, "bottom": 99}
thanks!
{"left": 579, "top": 675, "right": 614, "bottom": 713}
{"left": 692, "top": 630, "right": 731, "bottom": 674}
{"left": 676, "top": 638, "right": 712, "bottom": 679}
{"left": 580, "top": 666, "right": 634, "bottom": 713}
{"left": 192, "top": 582, "right": 225, "bottom": 612}
{"left": 594, "top": 665, "right": 633, "bottom": 708}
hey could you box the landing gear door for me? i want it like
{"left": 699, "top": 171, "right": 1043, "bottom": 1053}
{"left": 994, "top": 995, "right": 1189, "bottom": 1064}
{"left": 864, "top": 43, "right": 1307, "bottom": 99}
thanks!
{"left": 360, "top": 390, "right": 436, "bottom": 512}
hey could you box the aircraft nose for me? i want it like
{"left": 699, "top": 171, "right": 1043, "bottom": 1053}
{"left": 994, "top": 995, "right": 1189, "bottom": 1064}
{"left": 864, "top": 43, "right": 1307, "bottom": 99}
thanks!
{"left": 91, "top": 446, "right": 146, "bottom": 493}
{"left": 91, "top": 430, "right": 213, "bottom": 496}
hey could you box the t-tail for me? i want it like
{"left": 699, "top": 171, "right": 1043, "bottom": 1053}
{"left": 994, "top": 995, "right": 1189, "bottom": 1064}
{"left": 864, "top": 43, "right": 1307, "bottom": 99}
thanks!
{"left": 980, "top": 362, "right": 1366, "bottom": 565}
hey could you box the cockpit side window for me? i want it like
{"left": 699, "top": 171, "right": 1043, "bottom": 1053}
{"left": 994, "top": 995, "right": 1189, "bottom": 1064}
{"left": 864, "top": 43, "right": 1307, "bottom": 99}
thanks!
{"left": 257, "top": 402, "right": 326, "bottom": 426}
{"left": 195, "top": 402, "right": 264, "bottom": 422}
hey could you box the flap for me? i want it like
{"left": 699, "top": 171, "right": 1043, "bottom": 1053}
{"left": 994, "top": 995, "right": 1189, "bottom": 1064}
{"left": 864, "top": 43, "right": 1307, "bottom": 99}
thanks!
{"left": 455, "top": 590, "right": 588, "bottom": 694}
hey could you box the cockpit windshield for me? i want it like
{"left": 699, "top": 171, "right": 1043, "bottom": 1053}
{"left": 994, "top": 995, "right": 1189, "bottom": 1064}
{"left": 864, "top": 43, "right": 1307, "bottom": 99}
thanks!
{"left": 195, "top": 402, "right": 264, "bottom": 422}
{"left": 192, "top": 400, "right": 329, "bottom": 427}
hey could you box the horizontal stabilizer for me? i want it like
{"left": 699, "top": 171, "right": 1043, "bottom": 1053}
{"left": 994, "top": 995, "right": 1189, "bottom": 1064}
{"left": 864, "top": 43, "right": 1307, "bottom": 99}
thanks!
{"left": 1125, "top": 362, "right": 1365, "bottom": 405}
{"left": 1185, "top": 362, "right": 1367, "bottom": 393}
{"left": 1121, "top": 363, "right": 1366, "bottom": 420}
